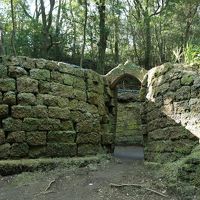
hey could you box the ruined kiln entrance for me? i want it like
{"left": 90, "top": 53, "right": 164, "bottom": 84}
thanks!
{"left": 113, "top": 75, "right": 144, "bottom": 160}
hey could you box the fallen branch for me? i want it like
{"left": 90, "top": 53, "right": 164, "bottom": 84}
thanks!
{"left": 110, "top": 183, "right": 168, "bottom": 198}
{"left": 45, "top": 179, "right": 56, "bottom": 191}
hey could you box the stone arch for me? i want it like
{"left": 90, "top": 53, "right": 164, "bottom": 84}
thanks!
{"left": 104, "top": 61, "right": 147, "bottom": 89}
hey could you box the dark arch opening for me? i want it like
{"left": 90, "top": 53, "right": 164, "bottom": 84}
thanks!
{"left": 112, "top": 75, "right": 144, "bottom": 160}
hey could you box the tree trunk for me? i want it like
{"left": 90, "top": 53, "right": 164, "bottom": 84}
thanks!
{"left": 10, "top": 0, "right": 16, "bottom": 56}
{"left": 144, "top": 13, "right": 151, "bottom": 69}
{"left": 97, "top": 0, "right": 107, "bottom": 75}
{"left": 0, "top": 24, "right": 4, "bottom": 56}
{"left": 80, "top": 0, "right": 88, "bottom": 68}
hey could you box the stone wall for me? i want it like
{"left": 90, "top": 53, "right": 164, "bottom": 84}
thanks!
{"left": 0, "top": 56, "right": 115, "bottom": 159}
{"left": 142, "top": 63, "right": 200, "bottom": 163}
{"left": 116, "top": 92, "right": 143, "bottom": 145}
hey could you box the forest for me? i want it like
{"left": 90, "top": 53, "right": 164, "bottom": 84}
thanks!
{"left": 0, "top": 0, "right": 200, "bottom": 74}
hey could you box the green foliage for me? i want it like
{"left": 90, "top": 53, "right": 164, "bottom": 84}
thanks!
{"left": 184, "top": 44, "right": 200, "bottom": 64}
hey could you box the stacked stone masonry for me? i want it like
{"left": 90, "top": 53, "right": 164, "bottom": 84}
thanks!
{"left": 0, "top": 56, "right": 115, "bottom": 159}
{"left": 116, "top": 92, "right": 143, "bottom": 145}
{"left": 142, "top": 63, "right": 200, "bottom": 163}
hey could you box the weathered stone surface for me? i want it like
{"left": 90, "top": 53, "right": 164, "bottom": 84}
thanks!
{"left": 0, "top": 92, "right": 2, "bottom": 103}
{"left": 30, "top": 69, "right": 50, "bottom": 81}
{"left": 76, "top": 119, "right": 100, "bottom": 133}
{"left": 170, "top": 79, "right": 181, "bottom": 91}
{"left": 0, "top": 104, "right": 9, "bottom": 118}
{"left": 0, "top": 64, "right": 7, "bottom": 78}
{"left": 58, "top": 62, "right": 85, "bottom": 78}
{"left": 12, "top": 105, "right": 32, "bottom": 118}
{"left": 0, "top": 143, "right": 11, "bottom": 158}
{"left": 29, "top": 146, "right": 46, "bottom": 158}
{"left": 10, "top": 143, "right": 29, "bottom": 157}
{"left": 2, "top": 118, "right": 22, "bottom": 131}
{"left": 77, "top": 133, "right": 101, "bottom": 144}
{"left": 22, "top": 118, "right": 41, "bottom": 131}
{"left": 78, "top": 144, "right": 103, "bottom": 156}
{"left": 7, "top": 131, "right": 26, "bottom": 143}
{"left": 48, "top": 107, "right": 70, "bottom": 119}
{"left": 37, "top": 94, "right": 69, "bottom": 107}
{"left": 26, "top": 131, "right": 46, "bottom": 146}
{"left": 38, "top": 118, "right": 61, "bottom": 131}
{"left": 62, "top": 73, "right": 74, "bottom": 86}
{"left": 48, "top": 131, "right": 75, "bottom": 143}
{"left": 60, "top": 120, "right": 74, "bottom": 131}
{"left": 181, "top": 74, "right": 194, "bottom": 86}
{"left": 32, "top": 105, "right": 48, "bottom": 118}
{"left": 46, "top": 143, "right": 77, "bottom": 157}
{"left": 0, "top": 129, "right": 5, "bottom": 144}
{"left": 0, "top": 78, "right": 15, "bottom": 92}
{"left": 8, "top": 66, "right": 27, "bottom": 77}
{"left": 3, "top": 91, "right": 16, "bottom": 105}
{"left": 176, "top": 86, "right": 191, "bottom": 101}
{"left": 17, "top": 77, "right": 38, "bottom": 93}
{"left": 38, "top": 81, "right": 51, "bottom": 94}
{"left": 18, "top": 93, "right": 36, "bottom": 105}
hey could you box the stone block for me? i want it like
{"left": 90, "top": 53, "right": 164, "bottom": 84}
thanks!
{"left": 29, "top": 146, "right": 46, "bottom": 158}
{"left": 76, "top": 132, "right": 101, "bottom": 144}
{"left": 0, "top": 129, "right": 5, "bottom": 144}
{"left": 0, "top": 104, "right": 9, "bottom": 118}
{"left": 88, "top": 92, "right": 104, "bottom": 106}
{"left": 2, "top": 118, "right": 22, "bottom": 131}
{"left": 46, "top": 143, "right": 77, "bottom": 157}
{"left": 22, "top": 118, "right": 40, "bottom": 131}
{"left": 26, "top": 131, "right": 46, "bottom": 146}
{"left": 18, "top": 93, "right": 36, "bottom": 105}
{"left": 50, "top": 83, "right": 74, "bottom": 98}
{"left": 0, "top": 92, "right": 2, "bottom": 103}
{"left": 0, "top": 78, "right": 15, "bottom": 92}
{"left": 101, "top": 133, "right": 114, "bottom": 144}
{"left": 32, "top": 105, "right": 48, "bottom": 118}
{"left": 176, "top": 86, "right": 191, "bottom": 101}
{"left": 78, "top": 144, "right": 103, "bottom": 156}
{"left": 45, "top": 60, "right": 59, "bottom": 71}
{"left": 63, "top": 74, "right": 74, "bottom": 85}
{"left": 181, "top": 74, "right": 194, "bottom": 86}
{"left": 8, "top": 66, "right": 27, "bottom": 77}
{"left": 48, "top": 131, "right": 76, "bottom": 143}
{"left": 0, "top": 143, "right": 11, "bottom": 159}
{"left": 86, "top": 70, "right": 104, "bottom": 94}
{"left": 58, "top": 62, "right": 85, "bottom": 78}
{"left": 51, "top": 71, "right": 64, "bottom": 83}
{"left": 48, "top": 107, "right": 70, "bottom": 119}
{"left": 10, "top": 143, "right": 29, "bottom": 158}
{"left": 73, "top": 76, "right": 86, "bottom": 90}
{"left": 38, "top": 118, "right": 61, "bottom": 131}
{"left": 174, "top": 101, "right": 189, "bottom": 114}
{"left": 72, "top": 89, "right": 87, "bottom": 101}
{"left": 12, "top": 105, "right": 32, "bottom": 118}
{"left": 30, "top": 69, "right": 50, "bottom": 81}
{"left": 0, "top": 64, "right": 8, "bottom": 78}
{"left": 17, "top": 77, "right": 38, "bottom": 93}
{"left": 3, "top": 91, "right": 16, "bottom": 105}
{"left": 38, "top": 81, "right": 51, "bottom": 94}
{"left": 76, "top": 119, "right": 100, "bottom": 133}
{"left": 170, "top": 79, "right": 181, "bottom": 91}
{"left": 7, "top": 131, "right": 26, "bottom": 143}
{"left": 60, "top": 120, "right": 74, "bottom": 131}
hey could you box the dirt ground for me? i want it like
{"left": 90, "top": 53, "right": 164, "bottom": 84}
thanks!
{"left": 0, "top": 158, "right": 181, "bottom": 200}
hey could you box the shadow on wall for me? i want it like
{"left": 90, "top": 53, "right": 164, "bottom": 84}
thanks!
{"left": 141, "top": 63, "right": 200, "bottom": 163}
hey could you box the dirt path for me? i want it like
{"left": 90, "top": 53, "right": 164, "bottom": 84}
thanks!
{"left": 0, "top": 158, "right": 179, "bottom": 200}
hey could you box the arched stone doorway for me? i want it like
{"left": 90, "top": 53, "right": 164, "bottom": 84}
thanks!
{"left": 105, "top": 61, "right": 147, "bottom": 159}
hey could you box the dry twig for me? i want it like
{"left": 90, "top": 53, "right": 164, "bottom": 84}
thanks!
{"left": 110, "top": 183, "right": 168, "bottom": 198}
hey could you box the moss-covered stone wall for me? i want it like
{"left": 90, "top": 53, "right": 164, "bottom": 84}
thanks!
{"left": 0, "top": 56, "right": 115, "bottom": 159}
{"left": 142, "top": 63, "right": 200, "bottom": 163}
{"left": 116, "top": 93, "right": 143, "bottom": 145}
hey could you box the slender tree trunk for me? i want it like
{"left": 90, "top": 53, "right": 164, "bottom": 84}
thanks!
{"left": 97, "top": 0, "right": 107, "bottom": 74}
{"left": 80, "top": 0, "right": 88, "bottom": 68}
{"left": 0, "top": 24, "right": 4, "bottom": 56}
{"left": 69, "top": 0, "right": 77, "bottom": 59}
{"left": 114, "top": 16, "right": 119, "bottom": 64}
{"left": 10, "top": 0, "right": 16, "bottom": 56}
{"left": 144, "top": 13, "right": 151, "bottom": 69}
